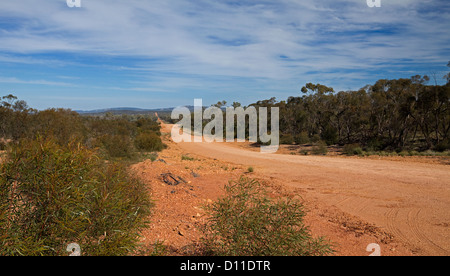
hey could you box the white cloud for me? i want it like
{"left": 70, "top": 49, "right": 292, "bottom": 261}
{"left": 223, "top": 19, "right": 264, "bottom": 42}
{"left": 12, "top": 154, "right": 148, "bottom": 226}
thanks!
{"left": 0, "top": 0, "right": 448, "bottom": 99}
{"left": 0, "top": 76, "right": 73, "bottom": 86}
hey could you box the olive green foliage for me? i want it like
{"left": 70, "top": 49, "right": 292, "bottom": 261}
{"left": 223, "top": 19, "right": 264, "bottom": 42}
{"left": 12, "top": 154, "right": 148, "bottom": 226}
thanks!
{"left": 188, "top": 69, "right": 449, "bottom": 153}
{"left": 279, "top": 134, "right": 294, "bottom": 145}
{"left": 294, "top": 131, "right": 310, "bottom": 145}
{"left": 0, "top": 96, "right": 161, "bottom": 256}
{"left": 201, "top": 177, "right": 333, "bottom": 256}
{"left": 181, "top": 155, "right": 195, "bottom": 161}
{"left": 31, "top": 109, "right": 87, "bottom": 145}
{"left": 322, "top": 125, "right": 339, "bottom": 145}
{"left": 135, "top": 131, "right": 166, "bottom": 152}
{"left": 0, "top": 95, "right": 165, "bottom": 160}
{"left": 311, "top": 141, "right": 328, "bottom": 155}
{"left": 0, "top": 95, "right": 30, "bottom": 140}
{"left": 98, "top": 134, "right": 136, "bottom": 159}
{"left": 435, "top": 139, "right": 449, "bottom": 152}
{"left": 0, "top": 137, "right": 152, "bottom": 256}
{"left": 250, "top": 70, "right": 449, "bottom": 152}
{"left": 343, "top": 143, "right": 364, "bottom": 156}
{"left": 86, "top": 116, "right": 164, "bottom": 159}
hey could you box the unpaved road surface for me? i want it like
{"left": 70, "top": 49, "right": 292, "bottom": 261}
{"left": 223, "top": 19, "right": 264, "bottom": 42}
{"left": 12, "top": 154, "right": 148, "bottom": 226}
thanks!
{"left": 165, "top": 123, "right": 450, "bottom": 256}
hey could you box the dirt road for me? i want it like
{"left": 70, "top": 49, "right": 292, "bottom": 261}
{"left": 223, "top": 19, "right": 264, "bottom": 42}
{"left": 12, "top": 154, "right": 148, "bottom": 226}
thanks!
{"left": 164, "top": 123, "right": 450, "bottom": 256}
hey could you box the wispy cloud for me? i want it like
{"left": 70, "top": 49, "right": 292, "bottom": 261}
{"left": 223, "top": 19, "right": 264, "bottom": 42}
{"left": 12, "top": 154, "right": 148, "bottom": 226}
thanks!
{"left": 0, "top": 0, "right": 449, "bottom": 109}
{"left": 0, "top": 76, "right": 73, "bottom": 86}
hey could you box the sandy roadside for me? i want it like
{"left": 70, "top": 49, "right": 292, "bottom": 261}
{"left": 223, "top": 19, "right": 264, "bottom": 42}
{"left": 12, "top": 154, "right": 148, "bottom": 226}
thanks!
{"left": 165, "top": 122, "right": 449, "bottom": 255}
{"left": 132, "top": 122, "right": 450, "bottom": 256}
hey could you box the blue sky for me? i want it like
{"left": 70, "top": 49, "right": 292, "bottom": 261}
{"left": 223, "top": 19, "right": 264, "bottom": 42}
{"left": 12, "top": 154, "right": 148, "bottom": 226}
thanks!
{"left": 0, "top": 0, "right": 449, "bottom": 110}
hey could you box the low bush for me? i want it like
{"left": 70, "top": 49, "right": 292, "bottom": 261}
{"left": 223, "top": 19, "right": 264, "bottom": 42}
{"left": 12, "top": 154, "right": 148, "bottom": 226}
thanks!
{"left": 200, "top": 177, "right": 334, "bottom": 256}
{"left": 0, "top": 137, "right": 152, "bottom": 256}
{"left": 321, "top": 126, "right": 338, "bottom": 145}
{"left": 280, "top": 134, "right": 294, "bottom": 145}
{"left": 311, "top": 141, "right": 328, "bottom": 155}
{"left": 30, "top": 109, "right": 87, "bottom": 146}
{"left": 310, "top": 134, "right": 321, "bottom": 143}
{"left": 99, "top": 134, "right": 136, "bottom": 159}
{"left": 135, "top": 131, "right": 165, "bottom": 152}
{"left": 435, "top": 139, "right": 449, "bottom": 152}
{"left": 135, "top": 118, "right": 161, "bottom": 133}
{"left": 294, "top": 131, "right": 310, "bottom": 145}
{"left": 147, "top": 152, "right": 159, "bottom": 162}
{"left": 343, "top": 143, "right": 363, "bottom": 156}
{"left": 181, "top": 155, "right": 195, "bottom": 161}
{"left": 300, "top": 149, "right": 309, "bottom": 155}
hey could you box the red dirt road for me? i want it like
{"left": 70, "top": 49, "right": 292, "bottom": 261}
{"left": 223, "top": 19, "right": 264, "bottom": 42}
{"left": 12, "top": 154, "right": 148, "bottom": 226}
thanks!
{"left": 166, "top": 123, "right": 450, "bottom": 256}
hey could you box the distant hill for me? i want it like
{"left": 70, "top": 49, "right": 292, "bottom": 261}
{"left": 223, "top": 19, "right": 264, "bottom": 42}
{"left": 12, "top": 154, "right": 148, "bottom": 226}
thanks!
{"left": 75, "top": 106, "right": 195, "bottom": 116}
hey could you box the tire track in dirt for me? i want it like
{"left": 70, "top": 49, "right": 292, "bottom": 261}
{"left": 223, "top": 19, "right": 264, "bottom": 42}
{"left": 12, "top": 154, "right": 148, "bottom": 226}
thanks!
{"left": 386, "top": 207, "right": 409, "bottom": 250}
{"left": 406, "top": 208, "right": 448, "bottom": 255}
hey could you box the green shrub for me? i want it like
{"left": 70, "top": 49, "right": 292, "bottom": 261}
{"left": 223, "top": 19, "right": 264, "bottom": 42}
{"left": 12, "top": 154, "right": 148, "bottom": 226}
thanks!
{"left": 280, "top": 134, "right": 294, "bottom": 145}
{"left": 182, "top": 155, "right": 195, "bottom": 161}
{"left": 343, "top": 143, "right": 363, "bottom": 156}
{"left": 0, "top": 137, "right": 152, "bottom": 256}
{"left": 435, "top": 139, "right": 449, "bottom": 152}
{"left": 247, "top": 167, "right": 254, "bottom": 173}
{"left": 99, "top": 134, "right": 136, "bottom": 159}
{"left": 300, "top": 149, "right": 309, "bottom": 155}
{"left": 31, "top": 108, "right": 87, "bottom": 145}
{"left": 135, "top": 118, "right": 161, "bottom": 133}
{"left": 311, "top": 141, "right": 328, "bottom": 155}
{"left": 310, "top": 134, "right": 321, "bottom": 143}
{"left": 321, "top": 126, "right": 338, "bottom": 145}
{"left": 134, "top": 131, "right": 165, "bottom": 152}
{"left": 200, "top": 177, "right": 333, "bottom": 256}
{"left": 147, "top": 152, "right": 158, "bottom": 162}
{"left": 367, "top": 138, "right": 384, "bottom": 151}
{"left": 294, "top": 131, "right": 310, "bottom": 145}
